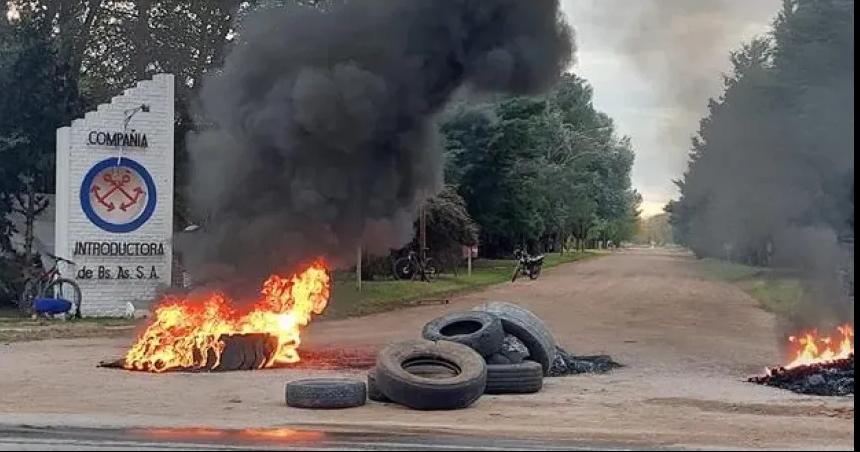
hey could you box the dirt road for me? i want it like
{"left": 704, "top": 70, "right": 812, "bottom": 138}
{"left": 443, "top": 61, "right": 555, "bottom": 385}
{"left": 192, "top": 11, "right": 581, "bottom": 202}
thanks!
{"left": 0, "top": 249, "right": 853, "bottom": 450}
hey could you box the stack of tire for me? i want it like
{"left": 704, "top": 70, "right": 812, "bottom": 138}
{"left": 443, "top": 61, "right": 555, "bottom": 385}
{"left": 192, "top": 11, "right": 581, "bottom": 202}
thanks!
{"left": 366, "top": 301, "right": 557, "bottom": 410}
{"left": 286, "top": 302, "right": 557, "bottom": 411}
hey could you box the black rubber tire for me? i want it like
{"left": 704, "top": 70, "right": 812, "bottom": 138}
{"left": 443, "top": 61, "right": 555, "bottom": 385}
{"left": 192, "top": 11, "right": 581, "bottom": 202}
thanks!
{"left": 375, "top": 340, "right": 487, "bottom": 411}
{"left": 486, "top": 353, "right": 512, "bottom": 365}
{"left": 366, "top": 370, "right": 390, "bottom": 403}
{"left": 392, "top": 257, "right": 415, "bottom": 280}
{"left": 485, "top": 361, "right": 544, "bottom": 394}
{"left": 473, "top": 301, "right": 557, "bottom": 376}
{"left": 421, "top": 311, "right": 504, "bottom": 357}
{"left": 285, "top": 378, "right": 367, "bottom": 409}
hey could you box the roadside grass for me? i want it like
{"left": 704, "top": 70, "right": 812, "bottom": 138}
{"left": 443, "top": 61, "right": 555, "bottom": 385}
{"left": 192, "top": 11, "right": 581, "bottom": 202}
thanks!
{"left": 323, "top": 251, "right": 597, "bottom": 319}
{"left": 0, "top": 307, "right": 137, "bottom": 343}
{"left": 697, "top": 258, "right": 805, "bottom": 317}
{"left": 0, "top": 251, "right": 597, "bottom": 340}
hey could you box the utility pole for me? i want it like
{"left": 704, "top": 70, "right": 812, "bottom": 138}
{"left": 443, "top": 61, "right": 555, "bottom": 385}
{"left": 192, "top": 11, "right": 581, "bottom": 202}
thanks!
{"left": 419, "top": 203, "right": 427, "bottom": 262}
{"left": 356, "top": 245, "right": 362, "bottom": 292}
{"left": 467, "top": 246, "right": 472, "bottom": 277}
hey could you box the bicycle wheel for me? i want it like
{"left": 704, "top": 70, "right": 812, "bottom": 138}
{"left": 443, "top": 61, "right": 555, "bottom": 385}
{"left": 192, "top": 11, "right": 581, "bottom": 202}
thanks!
{"left": 529, "top": 265, "right": 542, "bottom": 280}
{"left": 18, "top": 278, "right": 40, "bottom": 314}
{"left": 392, "top": 257, "right": 415, "bottom": 281}
{"left": 43, "top": 278, "right": 83, "bottom": 318}
{"left": 511, "top": 264, "right": 521, "bottom": 282}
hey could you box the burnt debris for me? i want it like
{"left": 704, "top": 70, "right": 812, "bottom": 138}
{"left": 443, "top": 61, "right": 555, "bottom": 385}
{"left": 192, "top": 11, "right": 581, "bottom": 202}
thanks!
{"left": 549, "top": 346, "right": 622, "bottom": 377}
{"left": 749, "top": 355, "right": 854, "bottom": 396}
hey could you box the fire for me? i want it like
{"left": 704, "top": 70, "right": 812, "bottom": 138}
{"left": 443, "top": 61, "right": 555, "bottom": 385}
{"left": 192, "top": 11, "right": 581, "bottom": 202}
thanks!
{"left": 124, "top": 260, "right": 331, "bottom": 372}
{"left": 781, "top": 324, "right": 854, "bottom": 370}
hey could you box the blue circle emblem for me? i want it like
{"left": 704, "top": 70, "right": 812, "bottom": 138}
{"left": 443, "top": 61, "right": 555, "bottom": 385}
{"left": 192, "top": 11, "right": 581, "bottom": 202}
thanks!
{"left": 80, "top": 158, "right": 157, "bottom": 233}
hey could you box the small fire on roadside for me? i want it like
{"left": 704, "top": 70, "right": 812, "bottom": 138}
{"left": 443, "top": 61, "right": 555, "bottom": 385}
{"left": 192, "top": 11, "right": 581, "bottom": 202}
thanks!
{"left": 123, "top": 260, "right": 331, "bottom": 373}
{"left": 768, "top": 324, "right": 854, "bottom": 375}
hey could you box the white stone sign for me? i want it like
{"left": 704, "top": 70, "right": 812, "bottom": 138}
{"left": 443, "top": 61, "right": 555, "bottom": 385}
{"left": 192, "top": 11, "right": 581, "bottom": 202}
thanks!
{"left": 55, "top": 74, "right": 174, "bottom": 317}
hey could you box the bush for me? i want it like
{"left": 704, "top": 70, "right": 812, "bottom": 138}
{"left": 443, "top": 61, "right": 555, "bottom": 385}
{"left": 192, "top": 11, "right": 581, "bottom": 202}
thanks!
{"left": 421, "top": 186, "right": 478, "bottom": 273}
{"left": 0, "top": 253, "right": 27, "bottom": 308}
{"left": 360, "top": 252, "right": 396, "bottom": 281}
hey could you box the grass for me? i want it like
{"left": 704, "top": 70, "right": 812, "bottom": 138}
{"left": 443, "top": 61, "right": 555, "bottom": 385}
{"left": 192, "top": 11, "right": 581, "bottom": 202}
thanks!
{"left": 0, "top": 251, "right": 597, "bottom": 340}
{"left": 696, "top": 258, "right": 805, "bottom": 317}
{"left": 0, "top": 306, "right": 137, "bottom": 343}
{"left": 322, "top": 251, "right": 597, "bottom": 319}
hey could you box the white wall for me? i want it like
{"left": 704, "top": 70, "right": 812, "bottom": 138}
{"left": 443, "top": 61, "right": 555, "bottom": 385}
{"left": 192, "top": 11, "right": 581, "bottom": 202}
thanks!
{"left": 55, "top": 74, "right": 174, "bottom": 317}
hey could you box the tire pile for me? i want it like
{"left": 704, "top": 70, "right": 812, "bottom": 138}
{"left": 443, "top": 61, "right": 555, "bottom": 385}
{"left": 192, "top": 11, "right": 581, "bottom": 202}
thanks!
{"left": 285, "top": 301, "right": 620, "bottom": 411}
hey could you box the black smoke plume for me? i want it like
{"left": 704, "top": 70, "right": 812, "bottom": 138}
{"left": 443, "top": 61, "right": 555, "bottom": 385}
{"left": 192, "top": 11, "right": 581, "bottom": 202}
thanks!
{"left": 181, "top": 0, "right": 573, "bottom": 288}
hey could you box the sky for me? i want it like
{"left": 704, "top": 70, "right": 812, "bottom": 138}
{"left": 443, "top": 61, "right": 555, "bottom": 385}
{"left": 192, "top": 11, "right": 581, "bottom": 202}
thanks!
{"left": 561, "top": 0, "right": 780, "bottom": 217}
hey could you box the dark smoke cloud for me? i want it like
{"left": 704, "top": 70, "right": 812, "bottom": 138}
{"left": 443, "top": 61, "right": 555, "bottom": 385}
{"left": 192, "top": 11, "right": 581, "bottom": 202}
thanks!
{"left": 182, "top": 0, "right": 573, "bottom": 288}
{"left": 674, "top": 0, "right": 854, "bottom": 327}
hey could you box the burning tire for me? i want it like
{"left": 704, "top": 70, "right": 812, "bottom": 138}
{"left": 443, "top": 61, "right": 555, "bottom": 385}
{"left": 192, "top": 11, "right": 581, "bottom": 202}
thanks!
{"left": 285, "top": 378, "right": 367, "bottom": 409}
{"left": 375, "top": 340, "right": 487, "bottom": 410}
{"left": 485, "top": 361, "right": 544, "bottom": 394}
{"left": 366, "top": 369, "right": 390, "bottom": 403}
{"left": 473, "top": 301, "right": 557, "bottom": 376}
{"left": 421, "top": 311, "right": 505, "bottom": 357}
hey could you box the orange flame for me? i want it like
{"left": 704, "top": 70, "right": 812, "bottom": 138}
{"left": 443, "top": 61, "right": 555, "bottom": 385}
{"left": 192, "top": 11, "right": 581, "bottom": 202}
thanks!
{"left": 124, "top": 260, "right": 331, "bottom": 372}
{"left": 781, "top": 324, "right": 853, "bottom": 370}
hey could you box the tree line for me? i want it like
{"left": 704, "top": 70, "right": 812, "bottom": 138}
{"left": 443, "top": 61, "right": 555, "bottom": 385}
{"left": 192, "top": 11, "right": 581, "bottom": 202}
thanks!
{"left": 667, "top": 0, "right": 853, "bottom": 270}
{"left": 0, "top": 1, "right": 639, "bottom": 294}
{"left": 440, "top": 74, "right": 640, "bottom": 258}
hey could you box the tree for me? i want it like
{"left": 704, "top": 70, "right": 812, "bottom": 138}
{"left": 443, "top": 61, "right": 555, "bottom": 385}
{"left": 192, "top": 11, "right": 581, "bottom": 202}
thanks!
{"left": 0, "top": 17, "right": 83, "bottom": 265}
{"left": 419, "top": 186, "right": 478, "bottom": 273}
{"left": 6, "top": 0, "right": 255, "bottom": 227}
{"left": 547, "top": 75, "right": 639, "bottom": 251}
{"left": 669, "top": 0, "right": 853, "bottom": 270}
{"left": 440, "top": 74, "right": 639, "bottom": 256}
{"left": 446, "top": 98, "right": 548, "bottom": 256}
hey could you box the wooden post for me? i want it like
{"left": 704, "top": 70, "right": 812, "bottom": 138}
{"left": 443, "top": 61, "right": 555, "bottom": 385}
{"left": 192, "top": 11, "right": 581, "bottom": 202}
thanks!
{"left": 419, "top": 204, "right": 427, "bottom": 262}
{"left": 467, "top": 248, "right": 472, "bottom": 277}
{"left": 356, "top": 245, "right": 362, "bottom": 292}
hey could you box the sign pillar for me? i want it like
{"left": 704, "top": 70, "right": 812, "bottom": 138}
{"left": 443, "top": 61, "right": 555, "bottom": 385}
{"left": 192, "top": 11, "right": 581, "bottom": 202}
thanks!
{"left": 54, "top": 74, "right": 175, "bottom": 317}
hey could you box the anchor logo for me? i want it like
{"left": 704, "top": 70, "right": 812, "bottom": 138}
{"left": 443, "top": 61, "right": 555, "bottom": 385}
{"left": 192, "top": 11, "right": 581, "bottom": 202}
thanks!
{"left": 91, "top": 171, "right": 146, "bottom": 212}
{"left": 80, "top": 158, "right": 157, "bottom": 234}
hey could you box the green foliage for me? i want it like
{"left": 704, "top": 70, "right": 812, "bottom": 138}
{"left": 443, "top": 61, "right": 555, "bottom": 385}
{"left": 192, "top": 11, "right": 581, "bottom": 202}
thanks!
{"left": 325, "top": 251, "right": 596, "bottom": 319}
{"left": 1, "top": 1, "right": 635, "bottom": 291}
{"left": 5, "top": 0, "right": 258, "bottom": 228}
{"left": 698, "top": 258, "right": 805, "bottom": 318}
{"left": 442, "top": 74, "right": 640, "bottom": 256}
{"left": 421, "top": 186, "right": 479, "bottom": 272}
{"left": 0, "top": 17, "right": 85, "bottom": 273}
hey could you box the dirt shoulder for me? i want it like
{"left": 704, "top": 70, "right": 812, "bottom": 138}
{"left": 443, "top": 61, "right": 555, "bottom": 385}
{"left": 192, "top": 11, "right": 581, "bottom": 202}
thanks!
{"left": 0, "top": 248, "right": 853, "bottom": 450}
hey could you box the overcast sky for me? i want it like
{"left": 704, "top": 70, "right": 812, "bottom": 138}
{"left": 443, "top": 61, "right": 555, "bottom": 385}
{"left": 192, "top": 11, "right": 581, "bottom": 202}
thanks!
{"left": 561, "top": 0, "right": 780, "bottom": 216}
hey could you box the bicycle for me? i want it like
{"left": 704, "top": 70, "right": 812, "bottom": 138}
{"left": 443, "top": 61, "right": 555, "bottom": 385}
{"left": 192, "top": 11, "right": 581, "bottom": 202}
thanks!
{"left": 392, "top": 250, "right": 437, "bottom": 282}
{"left": 19, "top": 253, "right": 82, "bottom": 319}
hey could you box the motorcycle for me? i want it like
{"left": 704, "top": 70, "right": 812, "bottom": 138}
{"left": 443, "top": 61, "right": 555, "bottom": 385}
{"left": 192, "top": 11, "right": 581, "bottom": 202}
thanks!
{"left": 511, "top": 249, "right": 544, "bottom": 282}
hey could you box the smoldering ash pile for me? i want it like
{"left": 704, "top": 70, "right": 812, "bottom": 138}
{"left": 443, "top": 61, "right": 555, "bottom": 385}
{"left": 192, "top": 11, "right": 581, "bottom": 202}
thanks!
{"left": 181, "top": 0, "right": 574, "bottom": 288}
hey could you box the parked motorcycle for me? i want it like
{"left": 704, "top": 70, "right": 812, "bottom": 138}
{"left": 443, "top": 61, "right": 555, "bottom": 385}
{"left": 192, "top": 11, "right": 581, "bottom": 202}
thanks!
{"left": 511, "top": 249, "right": 544, "bottom": 282}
